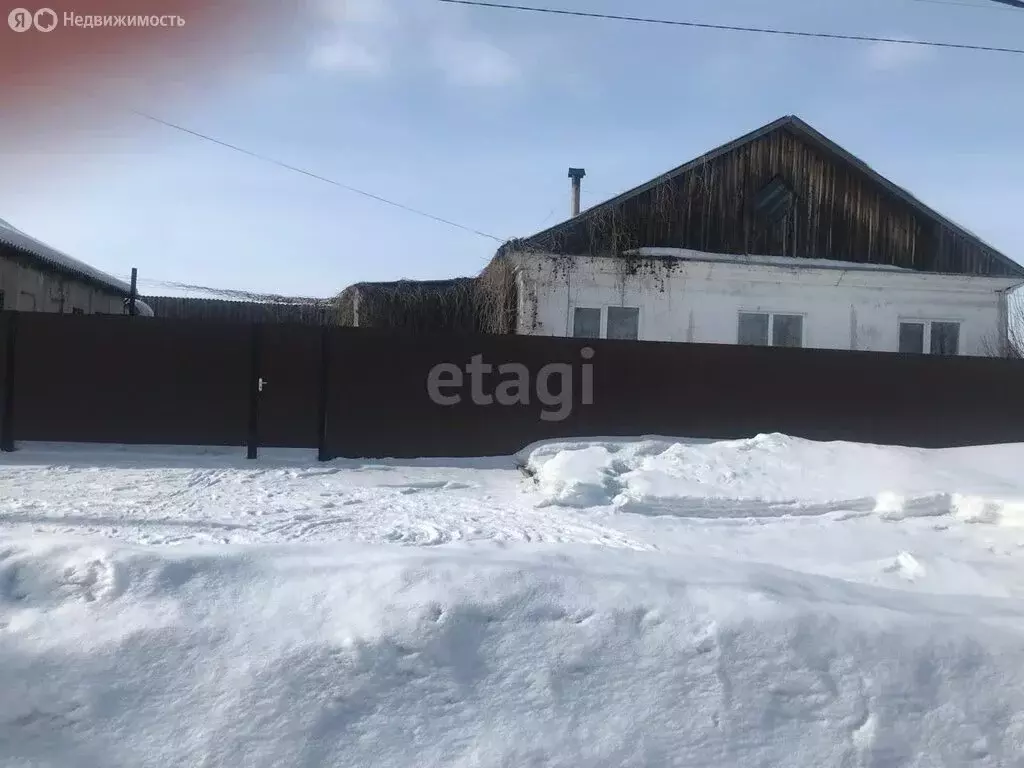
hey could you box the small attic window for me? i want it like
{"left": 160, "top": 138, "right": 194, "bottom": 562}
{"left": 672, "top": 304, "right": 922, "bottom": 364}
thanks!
{"left": 753, "top": 176, "right": 794, "bottom": 227}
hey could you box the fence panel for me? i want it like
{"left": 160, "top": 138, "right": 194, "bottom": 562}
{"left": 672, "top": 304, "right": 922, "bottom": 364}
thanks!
{"left": 324, "top": 329, "right": 604, "bottom": 458}
{"left": 2, "top": 315, "right": 1022, "bottom": 458}
{"left": 11, "top": 313, "right": 251, "bottom": 446}
{"left": 255, "top": 323, "right": 324, "bottom": 448}
{"left": 323, "top": 328, "right": 1024, "bottom": 459}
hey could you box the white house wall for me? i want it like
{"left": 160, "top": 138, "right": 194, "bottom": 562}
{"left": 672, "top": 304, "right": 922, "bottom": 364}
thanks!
{"left": 511, "top": 253, "right": 1020, "bottom": 356}
{"left": 1009, "top": 284, "right": 1024, "bottom": 352}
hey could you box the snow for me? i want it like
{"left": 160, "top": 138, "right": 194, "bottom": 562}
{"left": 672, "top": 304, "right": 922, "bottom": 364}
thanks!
{"left": 622, "top": 247, "right": 1024, "bottom": 287}
{"left": 624, "top": 247, "right": 918, "bottom": 273}
{"left": 524, "top": 434, "right": 1024, "bottom": 524}
{"left": 4, "top": 434, "right": 1024, "bottom": 766}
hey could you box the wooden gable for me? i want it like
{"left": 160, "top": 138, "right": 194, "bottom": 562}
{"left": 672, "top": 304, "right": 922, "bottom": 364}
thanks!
{"left": 510, "top": 117, "right": 1023, "bottom": 278}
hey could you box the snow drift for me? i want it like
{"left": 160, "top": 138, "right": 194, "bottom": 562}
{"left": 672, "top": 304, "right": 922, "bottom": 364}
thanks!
{"left": 523, "top": 433, "right": 1024, "bottom": 523}
{"left": 3, "top": 434, "right": 1024, "bottom": 766}
{"left": 5, "top": 537, "right": 1024, "bottom": 767}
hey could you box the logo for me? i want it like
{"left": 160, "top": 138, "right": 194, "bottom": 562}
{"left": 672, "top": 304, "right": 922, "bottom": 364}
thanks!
{"left": 426, "top": 347, "right": 595, "bottom": 422}
{"left": 33, "top": 7, "right": 57, "bottom": 31}
{"left": 7, "top": 7, "right": 57, "bottom": 31}
{"left": 7, "top": 7, "right": 32, "bottom": 30}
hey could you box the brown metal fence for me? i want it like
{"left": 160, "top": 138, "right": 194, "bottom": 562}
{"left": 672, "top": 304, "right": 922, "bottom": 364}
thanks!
{"left": 1, "top": 311, "right": 1023, "bottom": 459}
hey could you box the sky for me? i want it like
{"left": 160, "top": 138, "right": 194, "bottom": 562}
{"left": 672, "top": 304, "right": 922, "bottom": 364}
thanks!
{"left": 0, "top": 0, "right": 1022, "bottom": 299}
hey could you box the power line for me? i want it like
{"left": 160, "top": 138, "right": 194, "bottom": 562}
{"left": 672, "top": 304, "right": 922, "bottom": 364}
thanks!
{"left": 912, "top": 0, "right": 1024, "bottom": 9}
{"left": 439, "top": 0, "right": 1024, "bottom": 55}
{"left": 123, "top": 107, "right": 505, "bottom": 243}
{"left": 130, "top": 276, "right": 331, "bottom": 303}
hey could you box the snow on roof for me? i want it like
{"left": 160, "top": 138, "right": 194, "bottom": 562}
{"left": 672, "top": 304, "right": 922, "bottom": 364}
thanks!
{"left": 0, "top": 217, "right": 132, "bottom": 293}
{"left": 0, "top": 217, "right": 153, "bottom": 316}
{"left": 625, "top": 248, "right": 920, "bottom": 274}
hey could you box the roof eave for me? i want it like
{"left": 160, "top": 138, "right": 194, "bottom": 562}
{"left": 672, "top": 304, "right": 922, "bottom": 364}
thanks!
{"left": 0, "top": 240, "right": 133, "bottom": 296}
{"left": 782, "top": 117, "right": 1024, "bottom": 279}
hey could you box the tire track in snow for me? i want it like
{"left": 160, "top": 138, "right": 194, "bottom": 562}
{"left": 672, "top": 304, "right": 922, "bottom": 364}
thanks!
{"left": 0, "top": 460, "right": 651, "bottom": 550}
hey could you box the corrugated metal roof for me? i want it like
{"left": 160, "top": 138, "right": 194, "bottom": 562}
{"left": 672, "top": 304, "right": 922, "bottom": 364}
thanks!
{"left": 0, "top": 217, "right": 131, "bottom": 293}
{"left": 0, "top": 217, "right": 153, "bottom": 316}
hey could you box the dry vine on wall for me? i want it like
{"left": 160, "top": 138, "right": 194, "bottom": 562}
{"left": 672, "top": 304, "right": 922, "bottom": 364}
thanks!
{"left": 333, "top": 258, "right": 519, "bottom": 335}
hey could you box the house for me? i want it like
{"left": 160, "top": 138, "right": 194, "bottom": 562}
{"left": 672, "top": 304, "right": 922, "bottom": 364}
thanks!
{"left": 493, "top": 115, "right": 1024, "bottom": 357}
{"left": 0, "top": 217, "right": 153, "bottom": 316}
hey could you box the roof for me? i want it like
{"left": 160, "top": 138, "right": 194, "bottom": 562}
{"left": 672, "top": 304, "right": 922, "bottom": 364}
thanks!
{"left": 143, "top": 295, "right": 334, "bottom": 325}
{"left": 338, "top": 277, "right": 478, "bottom": 301}
{"left": 349, "top": 278, "right": 476, "bottom": 292}
{"left": 0, "top": 217, "right": 153, "bottom": 316}
{"left": 506, "top": 115, "right": 1024, "bottom": 278}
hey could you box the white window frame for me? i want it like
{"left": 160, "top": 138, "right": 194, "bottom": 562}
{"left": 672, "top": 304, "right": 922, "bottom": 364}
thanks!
{"left": 569, "top": 305, "right": 643, "bottom": 340}
{"left": 897, "top": 318, "right": 962, "bottom": 356}
{"left": 737, "top": 310, "right": 806, "bottom": 348}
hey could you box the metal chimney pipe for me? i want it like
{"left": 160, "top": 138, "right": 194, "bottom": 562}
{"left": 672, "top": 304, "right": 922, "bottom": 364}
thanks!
{"left": 568, "top": 168, "right": 586, "bottom": 217}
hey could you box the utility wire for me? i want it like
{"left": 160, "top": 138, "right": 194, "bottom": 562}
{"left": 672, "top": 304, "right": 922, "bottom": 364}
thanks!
{"left": 912, "top": 0, "right": 1023, "bottom": 8}
{"left": 130, "top": 276, "right": 331, "bottom": 303}
{"left": 123, "top": 107, "right": 505, "bottom": 243}
{"left": 917, "top": 0, "right": 1019, "bottom": 7}
{"left": 439, "top": 0, "right": 1024, "bottom": 55}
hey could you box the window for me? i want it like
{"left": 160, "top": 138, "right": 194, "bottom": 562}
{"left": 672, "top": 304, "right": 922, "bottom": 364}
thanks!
{"left": 772, "top": 314, "right": 803, "bottom": 348}
{"left": 572, "top": 307, "right": 601, "bottom": 339}
{"left": 607, "top": 306, "right": 640, "bottom": 340}
{"left": 738, "top": 312, "right": 803, "bottom": 348}
{"left": 753, "top": 176, "right": 795, "bottom": 228}
{"left": 898, "top": 322, "right": 925, "bottom": 354}
{"left": 898, "top": 320, "right": 960, "bottom": 356}
{"left": 738, "top": 312, "right": 770, "bottom": 346}
{"left": 71, "top": 308, "right": 84, "bottom": 315}
{"left": 931, "top": 322, "right": 960, "bottom": 356}
{"left": 0, "top": 290, "right": 5, "bottom": 310}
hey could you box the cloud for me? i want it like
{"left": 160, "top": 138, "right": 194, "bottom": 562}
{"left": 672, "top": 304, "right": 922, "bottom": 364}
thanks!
{"left": 864, "top": 39, "right": 934, "bottom": 72}
{"left": 319, "top": 0, "right": 395, "bottom": 26}
{"left": 430, "top": 35, "right": 520, "bottom": 88}
{"left": 309, "top": 37, "right": 387, "bottom": 74}
{"left": 307, "top": 0, "right": 525, "bottom": 87}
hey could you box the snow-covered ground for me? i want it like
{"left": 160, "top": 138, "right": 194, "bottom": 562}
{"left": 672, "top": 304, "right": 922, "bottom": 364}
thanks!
{"left": 3, "top": 434, "right": 1024, "bottom": 766}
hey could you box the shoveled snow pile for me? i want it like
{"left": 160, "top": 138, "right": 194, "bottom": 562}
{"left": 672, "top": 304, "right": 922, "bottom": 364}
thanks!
{"left": 524, "top": 433, "right": 1024, "bottom": 523}
{"left": 3, "top": 435, "right": 1024, "bottom": 767}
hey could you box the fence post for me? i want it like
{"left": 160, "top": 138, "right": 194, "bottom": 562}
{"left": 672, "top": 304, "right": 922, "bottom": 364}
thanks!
{"left": 246, "top": 323, "right": 262, "bottom": 460}
{"left": 128, "top": 267, "right": 138, "bottom": 316}
{"left": 317, "top": 325, "right": 330, "bottom": 462}
{"left": 1, "top": 312, "right": 16, "bottom": 452}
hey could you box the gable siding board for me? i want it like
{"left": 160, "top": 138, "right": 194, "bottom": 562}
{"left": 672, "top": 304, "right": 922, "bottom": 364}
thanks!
{"left": 517, "top": 123, "right": 1021, "bottom": 278}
